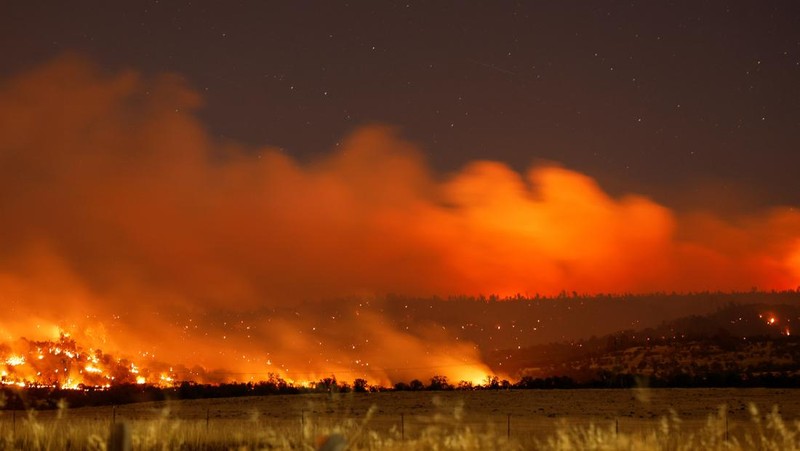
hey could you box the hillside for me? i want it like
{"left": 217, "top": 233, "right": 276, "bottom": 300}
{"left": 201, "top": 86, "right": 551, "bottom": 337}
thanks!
{"left": 489, "top": 302, "right": 800, "bottom": 386}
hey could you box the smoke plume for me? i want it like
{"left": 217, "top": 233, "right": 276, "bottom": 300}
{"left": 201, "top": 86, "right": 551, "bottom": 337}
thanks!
{"left": 1, "top": 56, "right": 798, "bottom": 385}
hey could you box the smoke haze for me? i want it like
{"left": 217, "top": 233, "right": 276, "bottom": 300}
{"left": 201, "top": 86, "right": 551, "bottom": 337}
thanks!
{"left": 1, "top": 56, "right": 798, "bottom": 385}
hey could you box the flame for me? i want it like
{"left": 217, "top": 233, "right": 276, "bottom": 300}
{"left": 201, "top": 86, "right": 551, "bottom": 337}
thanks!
{"left": 0, "top": 333, "right": 177, "bottom": 389}
{"left": 84, "top": 365, "right": 102, "bottom": 374}
{"left": 5, "top": 355, "right": 25, "bottom": 366}
{"left": 452, "top": 367, "right": 495, "bottom": 387}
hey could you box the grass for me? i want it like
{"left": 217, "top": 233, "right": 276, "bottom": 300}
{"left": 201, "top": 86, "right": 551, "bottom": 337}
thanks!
{"left": 0, "top": 389, "right": 799, "bottom": 449}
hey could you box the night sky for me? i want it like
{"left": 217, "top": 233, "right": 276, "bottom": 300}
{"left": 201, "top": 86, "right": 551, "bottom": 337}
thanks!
{"left": 5, "top": 1, "right": 799, "bottom": 211}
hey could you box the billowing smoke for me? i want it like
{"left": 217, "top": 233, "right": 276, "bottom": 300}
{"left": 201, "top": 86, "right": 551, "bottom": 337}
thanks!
{"left": 1, "top": 55, "right": 798, "bottom": 386}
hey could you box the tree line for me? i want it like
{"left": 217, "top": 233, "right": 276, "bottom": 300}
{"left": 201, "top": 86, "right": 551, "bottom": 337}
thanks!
{"left": 4, "top": 369, "right": 800, "bottom": 410}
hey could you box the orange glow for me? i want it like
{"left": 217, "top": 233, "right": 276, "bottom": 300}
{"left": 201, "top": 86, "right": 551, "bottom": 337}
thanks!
{"left": 452, "top": 367, "right": 496, "bottom": 387}
{"left": 788, "top": 241, "right": 800, "bottom": 284}
{"left": 0, "top": 56, "right": 799, "bottom": 386}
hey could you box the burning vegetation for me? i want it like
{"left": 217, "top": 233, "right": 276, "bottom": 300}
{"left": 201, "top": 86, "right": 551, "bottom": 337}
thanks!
{"left": 0, "top": 333, "right": 172, "bottom": 390}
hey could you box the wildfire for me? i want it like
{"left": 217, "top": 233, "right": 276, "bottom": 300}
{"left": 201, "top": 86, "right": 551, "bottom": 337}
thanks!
{"left": 0, "top": 333, "right": 176, "bottom": 390}
{"left": 759, "top": 313, "right": 793, "bottom": 336}
{"left": 454, "top": 367, "right": 496, "bottom": 387}
{"left": 1, "top": 57, "right": 799, "bottom": 392}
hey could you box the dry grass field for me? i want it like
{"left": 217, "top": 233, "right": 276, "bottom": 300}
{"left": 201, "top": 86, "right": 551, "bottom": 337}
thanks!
{"left": 2, "top": 388, "right": 800, "bottom": 449}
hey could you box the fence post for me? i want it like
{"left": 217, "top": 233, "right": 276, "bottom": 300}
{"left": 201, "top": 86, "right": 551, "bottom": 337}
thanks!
{"left": 507, "top": 414, "right": 511, "bottom": 439}
{"left": 112, "top": 405, "right": 117, "bottom": 424}
{"left": 108, "top": 422, "right": 131, "bottom": 451}
{"left": 725, "top": 416, "right": 728, "bottom": 442}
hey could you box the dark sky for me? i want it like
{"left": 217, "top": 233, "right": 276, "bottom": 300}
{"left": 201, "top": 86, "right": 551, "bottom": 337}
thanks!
{"left": 4, "top": 1, "right": 799, "bottom": 211}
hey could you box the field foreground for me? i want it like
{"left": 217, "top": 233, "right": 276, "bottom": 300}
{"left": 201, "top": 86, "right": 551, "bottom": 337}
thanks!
{"left": 2, "top": 388, "right": 800, "bottom": 449}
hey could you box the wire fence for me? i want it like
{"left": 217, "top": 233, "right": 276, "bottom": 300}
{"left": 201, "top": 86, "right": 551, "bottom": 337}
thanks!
{"left": 0, "top": 406, "right": 771, "bottom": 446}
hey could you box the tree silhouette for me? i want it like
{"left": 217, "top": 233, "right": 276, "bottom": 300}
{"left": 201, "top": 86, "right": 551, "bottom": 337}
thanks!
{"left": 353, "top": 378, "right": 368, "bottom": 393}
{"left": 428, "top": 375, "right": 452, "bottom": 390}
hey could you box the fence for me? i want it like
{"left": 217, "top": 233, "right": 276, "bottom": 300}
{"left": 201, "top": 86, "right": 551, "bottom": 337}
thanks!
{"left": 0, "top": 405, "right": 764, "bottom": 448}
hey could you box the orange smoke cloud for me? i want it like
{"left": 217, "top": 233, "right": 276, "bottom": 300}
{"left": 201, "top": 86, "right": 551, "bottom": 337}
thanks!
{"left": 0, "top": 55, "right": 798, "bottom": 385}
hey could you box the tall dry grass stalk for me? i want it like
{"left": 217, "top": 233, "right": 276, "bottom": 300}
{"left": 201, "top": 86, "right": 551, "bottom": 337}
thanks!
{"left": 0, "top": 398, "right": 799, "bottom": 449}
